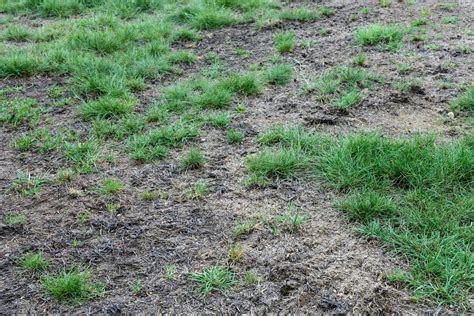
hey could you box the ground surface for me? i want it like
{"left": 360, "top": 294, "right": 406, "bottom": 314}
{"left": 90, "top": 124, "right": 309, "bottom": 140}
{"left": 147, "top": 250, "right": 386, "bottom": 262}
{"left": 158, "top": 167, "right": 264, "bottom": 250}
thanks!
{"left": 1, "top": 0, "right": 473, "bottom": 313}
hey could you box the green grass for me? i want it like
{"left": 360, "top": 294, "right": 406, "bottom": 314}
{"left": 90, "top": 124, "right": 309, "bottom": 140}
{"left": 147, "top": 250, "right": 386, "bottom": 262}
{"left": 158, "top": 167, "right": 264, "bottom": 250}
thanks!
{"left": 81, "top": 95, "right": 137, "bottom": 120}
{"left": 3, "top": 213, "right": 27, "bottom": 225}
{"left": 0, "top": 52, "right": 43, "bottom": 78}
{"left": 191, "top": 266, "right": 235, "bottom": 294}
{"left": 2, "top": 25, "right": 33, "bottom": 41}
{"left": 0, "top": 98, "right": 42, "bottom": 128}
{"left": 42, "top": 269, "right": 104, "bottom": 305}
{"left": 19, "top": 252, "right": 49, "bottom": 271}
{"left": 355, "top": 24, "right": 404, "bottom": 49}
{"left": 188, "top": 180, "right": 209, "bottom": 200}
{"left": 100, "top": 178, "right": 124, "bottom": 195}
{"left": 246, "top": 126, "right": 474, "bottom": 307}
{"left": 226, "top": 129, "right": 244, "bottom": 144}
{"left": 222, "top": 72, "right": 263, "bottom": 96}
{"left": 128, "top": 121, "right": 200, "bottom": 162}
{"left": 279, "top": 7, "right": 320, "bottom": 22}
{"left": 352, "top": 52, "right": 367, "bottom": 67}
{"left": 130, "top": 280, "right": 143, "bottom": 295}
{"left": 180, "top": 148, "right": 206, "bottom": 169}
{"left": 11, "top": 172, "right": 49, "bottom": 196}
{"left": 450, "top": 85, "right": 474, "bottom": 114}
{"left": 274, "top": 31, "right": 296, "bottom": 54}
{"left": 306, "top": 65, "right": 381, "bottom": 109}
{"left": 232, "top": 218, "right": 258, "bottom": 237}
{"left": 203, "top": 112, "right": 231, "bottom": 128}
{"left": 265, "top": 63, "right": 293, "bottom": 85}
{"left": 63, "top": 140, "right": 100, "bottom": 174}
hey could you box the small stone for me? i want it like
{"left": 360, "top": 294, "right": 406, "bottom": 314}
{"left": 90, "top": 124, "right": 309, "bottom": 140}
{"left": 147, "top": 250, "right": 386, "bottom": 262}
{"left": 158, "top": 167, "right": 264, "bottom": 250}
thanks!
{"left": 447, "top": 112, "right": 455, "bottom": 119}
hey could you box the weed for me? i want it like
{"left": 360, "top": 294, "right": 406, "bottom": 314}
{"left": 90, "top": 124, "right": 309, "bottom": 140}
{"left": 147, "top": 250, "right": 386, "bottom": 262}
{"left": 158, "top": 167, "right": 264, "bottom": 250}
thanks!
{"left": 234, "top": 103, "right": 247, "bottom": 113}
{"left": 129, "top": 122, "right": 199, "bottom": 162}
{"left": 3, "top": 213, "right": 27, "bottom": 225}
{"left": 246, "top": 148, "right": 309, "bottom": 185}
{"left": 319, "top": 27, "right": 331, "bottom": 36}
{"left": 306, "top": 65, "right": 380, "bottom": 109}
{"left": 274, "top": 31, "right": 296, "bottom": 54}
{"left": 76, "top": 211, "right": 90, "bottom": 224}
{"left": 394, "top": 79, "right": 423, "bottom": 93}
{"left": 191, "top": 266, "right": 235, "bottom": 294}
{"left": 19, "top": 252, "right": 49, "bottom": 272}
{"left": 265, "top": 63, "right": 293, "bottom": 85}
{"left": 359, "top": 7, "right": 370, "bottom": 15}
{"left": 100, "top": 178, "right": 124, "bottom": 195}
{"left": 42, "top": 269, "right": 104, "bottom": 305}
{"left": 141, "top": 190, "right": 168, "bottom": 201}
{"left": 319, "top": 6, "right": 335, "bottom": 17}
{"left": 195, "top": 85, "right": 234, "bottom": 109}
{"left": 335, "top": 89, "right": 362, "bottom": 109}
{"left": 180, "top": 148, "right": 206, "bottom": 170}
{"left": 47, "top": 86, "right": 65, "bottom": 99}
{"left": 226, "top": 129, "right": 244, "bottom": 144}
{"left": 2, "top": 25, "right": 32, "bottom": 41}
{"left": 234, "top": 48, "right": 251, "bottom": 58}
{"left": 396, "top": 63, "right": 413, "bottom": 74}
{"left": 412, "top": 18, "right": 428, "bottom": 27}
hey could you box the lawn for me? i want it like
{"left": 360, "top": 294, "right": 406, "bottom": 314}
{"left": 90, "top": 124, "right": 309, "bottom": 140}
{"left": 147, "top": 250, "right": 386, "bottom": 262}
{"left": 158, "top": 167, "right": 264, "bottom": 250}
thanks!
{"left": 0, "top": 0, "right": 472, "bottom": 313}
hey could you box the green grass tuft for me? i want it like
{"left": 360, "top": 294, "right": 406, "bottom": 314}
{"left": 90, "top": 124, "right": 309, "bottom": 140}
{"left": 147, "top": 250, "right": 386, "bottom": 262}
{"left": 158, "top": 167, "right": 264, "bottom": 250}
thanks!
{"left": 42, "top": 269, "right": 104, "bottom": 305}
{"left": 355, "top": 24, "right": 404, "bottom": 49}
{"left": 265, "top": 63, "right": 293, "bottom": 85}
{"left": 191, "top": 266, "right": 235, "bottom": 294}
{"left": 274, "top": 31, "right": 296, "bottom": 54}
{"left": 0, "top": 52, "right": 43, "bottom": 78}
{"left": 100, "top": 178, "right": 124, "bottom": 195}
{"left": 19, "top": 252, "right": 49, "bottom": 271}
{"left": 247, "top": 127, "right": 474, "bottom": 306}
{"left": 450, "top": 85, "right": 473, "bottom": 114}
{"left": 81, "top": 95, "right": 136, "bottom": 120}
{"left": 180, "top": 148, "right": 206, "bottom": 170}
{"left": 226, "top": 129, "right": 244, "bottom": 144}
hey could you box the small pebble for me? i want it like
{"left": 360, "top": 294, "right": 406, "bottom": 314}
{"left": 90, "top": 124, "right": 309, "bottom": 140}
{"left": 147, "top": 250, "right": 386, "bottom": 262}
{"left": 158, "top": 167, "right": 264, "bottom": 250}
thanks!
{"left": 447, "top": 112, "right": 455, "bottom": 119}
